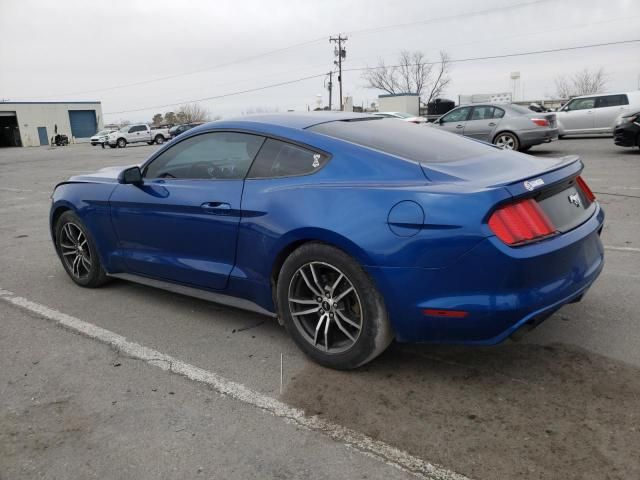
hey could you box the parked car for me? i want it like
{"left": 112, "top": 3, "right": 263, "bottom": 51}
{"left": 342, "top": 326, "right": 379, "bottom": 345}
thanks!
{"left": 555, "top": 92, "right": 640, "bottom": 137}
{"left": 107, "top": 124, "right": 153, "bottom": 148}
{"left": 169, "top": 122, "right": 205, "bottom": 138}
{"left": 49, "top": 112, "right": 604, "bottom": 369}
{"left": 149, "top": 125, "right": 173, "bottom": 145}
{"left": 613, "top": 110, "right": 640, "bottom": 150}
{"left": 431, "top": 103, "right": 558, "bottom": 152}
{"left": 90, "top": 129, "right": 116, "bottom": 146}
{"left": 372, "top": 112, "right": 427, "bottom": 124}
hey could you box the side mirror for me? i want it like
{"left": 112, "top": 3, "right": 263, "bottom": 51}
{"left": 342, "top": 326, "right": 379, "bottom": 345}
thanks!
{"left": 118, "top": 166, "right": 143, "bottom": 185}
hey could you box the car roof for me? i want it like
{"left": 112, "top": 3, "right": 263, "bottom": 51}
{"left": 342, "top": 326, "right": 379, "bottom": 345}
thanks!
{"left": 572, "top": 91, "right": 639, "bottom": 99}
{"left": 216, "top": 112, "right": 378, "bottom": 130}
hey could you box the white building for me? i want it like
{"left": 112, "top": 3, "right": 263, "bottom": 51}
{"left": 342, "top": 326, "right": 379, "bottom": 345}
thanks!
{"left": 0, "top": 101, "right": 103, "bottom": 147}
{"left": 378, "top": 94, "right": 420, "bottom": 116}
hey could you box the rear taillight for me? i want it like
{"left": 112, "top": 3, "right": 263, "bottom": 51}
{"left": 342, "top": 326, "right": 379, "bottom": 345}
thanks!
{"left": 531, "top": 118, "right": 549, "bottom": 127}
{"left": 489, "top": 198, "right": 556, "bottom": 246}
{"left": 575, "top": 175, "right": 596, "bottom": 202}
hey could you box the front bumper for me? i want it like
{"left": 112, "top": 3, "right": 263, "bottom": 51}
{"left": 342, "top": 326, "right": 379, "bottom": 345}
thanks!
{"left": 613, "top": 123, "right": 639, "bottom": 147}
{"left": 367, "top": 203, "right": 605, "bottom": 344}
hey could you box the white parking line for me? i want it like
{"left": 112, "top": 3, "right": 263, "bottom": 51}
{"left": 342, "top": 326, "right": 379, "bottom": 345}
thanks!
{"left": 0, "top": 288, "right": 470, "bottom": 480}
{"left": 604, "top": 245, "right": 640, "bottom": 253}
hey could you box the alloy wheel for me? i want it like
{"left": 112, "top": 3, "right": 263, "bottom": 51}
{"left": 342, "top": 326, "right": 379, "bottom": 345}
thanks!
{"left": 495, "top": 134, "right": 516, "bottom": 150}
{"left": 288, "top": 261, "right": 363, "bottom": 354}
{"left": 59, "top": 222, "right": 92, "bottom": 279}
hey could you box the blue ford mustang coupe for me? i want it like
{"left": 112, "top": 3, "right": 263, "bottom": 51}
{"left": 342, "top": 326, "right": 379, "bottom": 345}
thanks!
{"left": 50, "top": 112, "right": 604, "bottom": 369}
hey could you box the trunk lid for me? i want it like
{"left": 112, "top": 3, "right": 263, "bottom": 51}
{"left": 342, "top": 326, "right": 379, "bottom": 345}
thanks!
{"left": 420, "top": 151, "right": 580, "bottom": 188}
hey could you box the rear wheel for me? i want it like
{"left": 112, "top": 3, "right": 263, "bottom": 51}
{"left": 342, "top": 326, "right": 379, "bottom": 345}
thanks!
{"left": 493, "top": 132, "right": 520, "bottom": 151}
{"left": 55, "top": 211, "right": 109, "bottom": 288}
{"left": 154, "top": 135, "right": 165, "bottom": 145}
{"left": 277, "top": 243, "right": 393, "bottom": 370}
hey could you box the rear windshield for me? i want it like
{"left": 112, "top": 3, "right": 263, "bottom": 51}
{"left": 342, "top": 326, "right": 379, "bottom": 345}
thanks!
{"left": 308, "top": 118, "right": 497, "bottom": 163}
{"left": 506, "top": 104, "right": 533, "bottom": 115}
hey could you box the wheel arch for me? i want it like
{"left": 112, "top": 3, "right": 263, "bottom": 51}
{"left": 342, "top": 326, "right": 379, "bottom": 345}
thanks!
{"left": 268, "top": 229, "right": 375, "bottom": 314}
{"left": 492, "top": 129, "right": 520, "bottom": 144}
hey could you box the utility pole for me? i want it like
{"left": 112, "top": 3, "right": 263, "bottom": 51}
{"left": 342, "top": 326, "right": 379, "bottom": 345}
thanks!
{"left": 325, "top": 71, "right": 333, "bottom": 110}
{"left": 329, "top": 35, "right": 347, "bottom": 110}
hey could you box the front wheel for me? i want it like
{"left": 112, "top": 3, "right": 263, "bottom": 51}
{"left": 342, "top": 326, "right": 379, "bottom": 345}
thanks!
{"left": 493, "top": 132, "right": 520, "bottom": 151}
{"left": 277, "top": 243, "right": 393, "bottom": 370}
{"left": 117, "top": 138, "right": 127, "bottom": 148}
{"left": 54, "top": 211, "right": 109, "bottom": 288}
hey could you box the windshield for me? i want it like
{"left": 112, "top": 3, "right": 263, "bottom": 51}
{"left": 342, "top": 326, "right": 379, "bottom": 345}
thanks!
{"left": 119, "top": 126, "right": 130, "bottom": 132}
{"left": 392, "top": 112, "right": 413, "bottom": 118}
{"left": 96, "top": 130, "right": 110, "bottom": 136}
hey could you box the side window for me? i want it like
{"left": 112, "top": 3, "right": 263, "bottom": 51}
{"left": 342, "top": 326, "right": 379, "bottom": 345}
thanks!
{"left": 493, "top": 107, "right": 505, "bottom": 119}
{"left": 248, "top": 139, "right": 329, "bottom": 179}
{"left": 144, "top": 132, "right": 265, "bottom": 180}
{"left": 129, "top": 125, "right": 145, "bottom": 133}
{"left": 470, "top": 106, "right": 495, "bottom": 120}
{"left": 566, "top": 98, "right": 596, "bottom": 111}
{"left": 596, "top": 94, "right": 628, "bottom": 108}
{"left": 441, "top": 107, "right": 470, "bottom": 123}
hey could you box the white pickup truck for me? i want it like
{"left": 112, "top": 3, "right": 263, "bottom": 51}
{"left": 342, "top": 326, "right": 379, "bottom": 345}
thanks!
{"left": 107, "top": 124, "right": 171, "bottom": 148}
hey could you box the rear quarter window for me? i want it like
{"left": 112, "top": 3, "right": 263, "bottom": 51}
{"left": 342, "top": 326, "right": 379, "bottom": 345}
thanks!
{"left": 247, "top": 138, "right": 329, "bottom": 178}
{"left": 308, "top": 118, "right": 497, "bottom": 163}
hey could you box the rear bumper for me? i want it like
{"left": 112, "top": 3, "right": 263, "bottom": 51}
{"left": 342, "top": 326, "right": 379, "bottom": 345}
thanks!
{"left": 519, "top": 128, "right": 559, "bottom": 147}
{"left": 367, "top": 203, "right": 605, "bottom": 344}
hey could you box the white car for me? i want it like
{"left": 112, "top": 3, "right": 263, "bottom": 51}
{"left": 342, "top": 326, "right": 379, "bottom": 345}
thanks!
{"left": 372, "top": 112, "right": 427, "bottom": 124}
{"left": 107, "top": 124, "right": 153, "bottom": 148}
{"left": 90, "top": 129, "right": 116, "bottom": 146}
{"left": 555, "top": 91, "right": 640, "bottom": 137}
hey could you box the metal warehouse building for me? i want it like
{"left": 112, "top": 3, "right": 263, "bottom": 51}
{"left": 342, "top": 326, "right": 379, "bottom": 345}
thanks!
{"left": 0, "top": 101, "right": 103, "bottom": 147}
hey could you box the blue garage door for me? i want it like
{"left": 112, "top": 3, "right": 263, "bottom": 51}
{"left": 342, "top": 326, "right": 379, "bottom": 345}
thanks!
{"left": 68, "top": 110, "right": 97, "bottom": 138}
{"left": 37, "top": 127, "right": 48, "bottom": 146}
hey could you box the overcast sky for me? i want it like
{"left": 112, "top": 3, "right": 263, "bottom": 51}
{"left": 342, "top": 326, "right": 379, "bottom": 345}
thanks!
{"left": 1, "top": 0, "right": 638, "bottom": 123}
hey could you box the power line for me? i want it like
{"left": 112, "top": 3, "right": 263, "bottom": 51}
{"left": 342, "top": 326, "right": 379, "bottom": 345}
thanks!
{"left": 343, "top": 39, "right": 640, "bottom": 72}
{"left": 104, "top": 38, "right": 640, "bottom": 116}
{"left": 20, "top": 37, "right": 328, "bottom": 100}
{"left": 346, "top": 0, "right": 550, "bottom": 36}
{"left": 21, "top": 0, "right": 550, "bottom": 100}
{"left": 104, "top": 73, "right": 327, "bottom": 114}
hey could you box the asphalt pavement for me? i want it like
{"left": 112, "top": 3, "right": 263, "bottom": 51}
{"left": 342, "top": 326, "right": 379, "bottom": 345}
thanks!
{"left": 1, "top": 137, "right": 638, "bottom": 480}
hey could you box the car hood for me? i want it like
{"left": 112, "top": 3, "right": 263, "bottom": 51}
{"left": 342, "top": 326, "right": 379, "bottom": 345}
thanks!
{"left": 420, "top": 152, "right": 580, "bottom": 187}
{"left": 65, "top": 165, "right": 138, "bottom": 184}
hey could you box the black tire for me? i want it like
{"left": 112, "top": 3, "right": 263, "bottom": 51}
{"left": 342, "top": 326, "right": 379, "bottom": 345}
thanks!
{"left": 154, "top": 135, "right": 165, "bottom": 145}
{"left": 109, "top": 144, "right": 116, "bottom": 149}
{"left": 493, "top": 132, "right": 520, "bottom": 151}
{"left": 558, "top": 135, "right": 565, "bottom": 139}
{"left": 520, "top": 146, "right": 532, "bottom": 152}
{"left": 117, "top": 138, "right": 126, "bottom": 148}
{"left": 147, "top": 142, "right": 154, "bottom": 145}
{"left": 276, "top": 243, "right": 393, "bottom": 370}
{"left": 54, "top": 211, "right": 109, "bottom": 288}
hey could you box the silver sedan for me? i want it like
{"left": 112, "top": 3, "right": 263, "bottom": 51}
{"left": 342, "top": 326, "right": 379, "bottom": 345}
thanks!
{"left": 431, "top": 103, "right": 558, "bottom": 152}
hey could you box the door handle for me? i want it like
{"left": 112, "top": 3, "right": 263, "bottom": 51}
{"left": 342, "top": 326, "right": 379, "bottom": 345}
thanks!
{"left": 488, "top": 122, "right": 496, "bottom": 126}
{"left": 455, "top": 124, "right": 464, "bottom": 129}
{"left": 201, "top": 202, "right": 231, "bottom": 212}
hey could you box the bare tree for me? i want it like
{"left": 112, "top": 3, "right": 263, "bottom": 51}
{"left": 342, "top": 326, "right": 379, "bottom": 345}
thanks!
{"left": 151, "top": 113, "right": 163, "bottom": 125}
{"left": 555, "top": 67, "right": 606, "bottom": 99}
{"left": 176, "top": 103, "right": 210, "bottom": 123}
{"left": 164, "top": 111, "right": 177, "bottom": 124}
{"left": 362, "top": 50, "right": 451, "bottom": 105}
